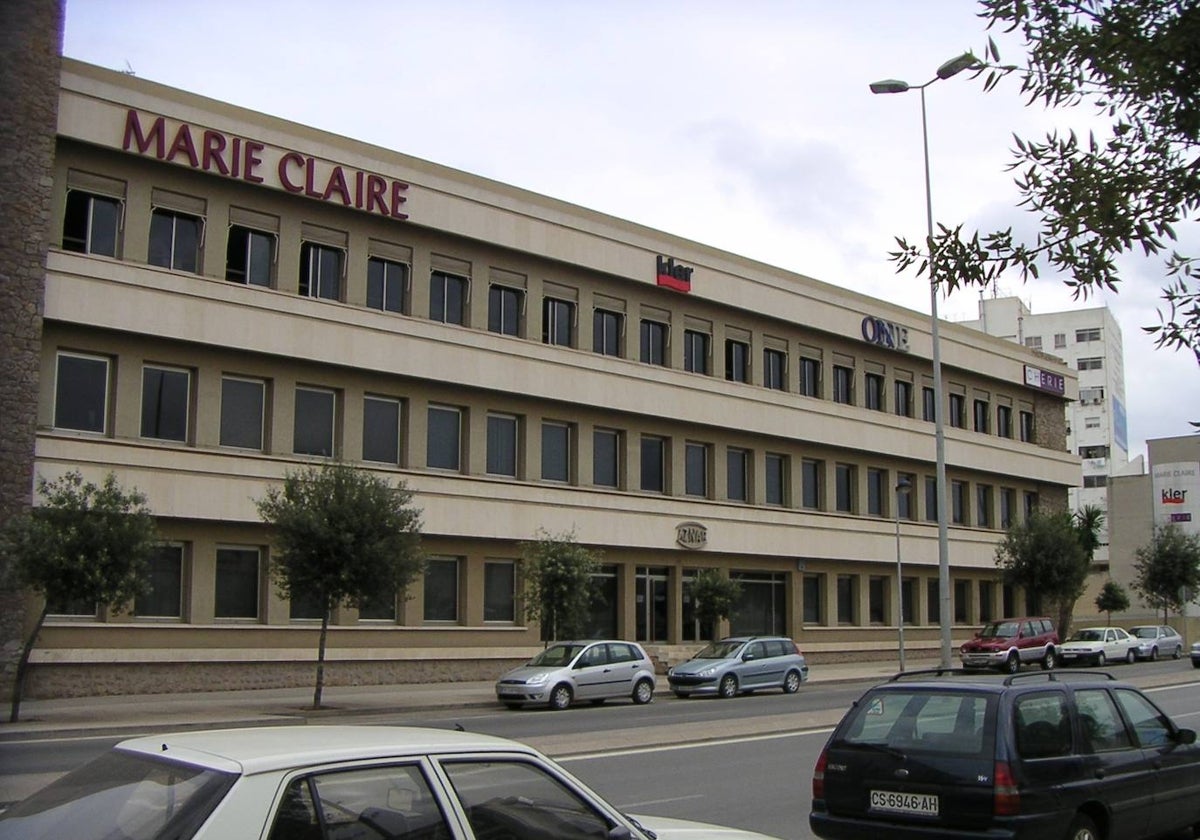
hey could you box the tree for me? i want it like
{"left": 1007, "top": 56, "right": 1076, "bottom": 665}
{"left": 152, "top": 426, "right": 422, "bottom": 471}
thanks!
{"left": 1074, "top": 504, "right": 1106, "bottom": 567}
{"left": 256, "top": 463, "right": 423, "bottom": 709}
{"left": 994, "top": 509, "right": 1090, "bottom": 638}
{"left": 0, "top": 471, "right": 157, "bottom": 722}
{"left": 686, "top": 569, "right": 742, "bottom": 641}
{"left": 1094, "top": 579, "right": 1130, "bottom": 624}
{"left": 1132, "top": 523, "right": 1200, "bottom": 622}
{"left": 520, "top": 529, "right": 601, "bottom": 643}
{"left": 890, "top": 0, "right": 1200, "bottom": 376}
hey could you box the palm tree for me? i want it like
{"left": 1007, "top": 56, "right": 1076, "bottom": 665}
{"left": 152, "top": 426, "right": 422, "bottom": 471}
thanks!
{"left": 1074, "top": 505, "right": 1106, "bottom": 567}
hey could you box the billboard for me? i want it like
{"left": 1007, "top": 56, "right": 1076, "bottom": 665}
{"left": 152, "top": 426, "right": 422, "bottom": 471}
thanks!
{"left": 1113, "top": 397, "right": 1128, "bottom": 455}
{"left": 1152, "top": 461, "right": 1200, "bottom": 535}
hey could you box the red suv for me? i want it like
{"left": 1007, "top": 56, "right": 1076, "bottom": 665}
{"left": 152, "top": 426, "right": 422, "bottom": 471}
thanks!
{"left": 960, "top": 617, "right": 1059, "bottom": 673}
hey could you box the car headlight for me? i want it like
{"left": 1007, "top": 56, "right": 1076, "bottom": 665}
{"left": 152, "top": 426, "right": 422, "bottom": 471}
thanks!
{"left": 525, "top": 673, "right": 550, "bottom": 686}
{"left": 697, "top": 666, "right": 718, "bottom": 678}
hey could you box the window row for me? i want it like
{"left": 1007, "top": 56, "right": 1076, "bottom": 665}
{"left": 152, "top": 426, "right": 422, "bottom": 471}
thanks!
{"left": 804, "top": 574, "right": 1042, "bottom": 628}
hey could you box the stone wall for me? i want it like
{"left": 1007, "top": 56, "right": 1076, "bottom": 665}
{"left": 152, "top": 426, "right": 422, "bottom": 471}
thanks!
{"left": 0, "top": 0, "right": 62, "bottom": 705}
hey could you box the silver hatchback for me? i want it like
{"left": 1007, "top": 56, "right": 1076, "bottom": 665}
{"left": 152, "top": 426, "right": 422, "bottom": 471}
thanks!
{"left": 667, "top": 636, "right": 809, "bottom": 698}
{"left": 495, "top": 640, "right": 657, "bottom": 710}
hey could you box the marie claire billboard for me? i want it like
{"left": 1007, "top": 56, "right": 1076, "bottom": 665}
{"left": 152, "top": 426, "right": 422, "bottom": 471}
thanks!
{"left": 1152, "top": 461, "right": 1200, "bottom": 535}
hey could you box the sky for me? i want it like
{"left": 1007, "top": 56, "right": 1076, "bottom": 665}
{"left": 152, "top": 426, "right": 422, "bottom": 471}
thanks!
{"left": 61, "top": 0, "right": 1197, "bottom": 464}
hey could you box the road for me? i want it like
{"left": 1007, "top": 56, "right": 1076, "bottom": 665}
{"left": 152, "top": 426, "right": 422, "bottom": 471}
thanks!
{"left": 2, "top": 660, "right": 1198, "bottom": 839}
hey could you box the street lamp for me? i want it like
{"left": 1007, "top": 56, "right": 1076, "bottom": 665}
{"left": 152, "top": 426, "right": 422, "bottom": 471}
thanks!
{"left": 870, "top": 51, "right": 978, "bottom": 668}
{"left": 894, "top": 477, "right": 912, "bottom": 671}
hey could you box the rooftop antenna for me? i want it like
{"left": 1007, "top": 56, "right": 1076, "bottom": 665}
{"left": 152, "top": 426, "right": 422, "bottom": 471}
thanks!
{"left": 122, "top": 60, "right": 136, "bottom": 76}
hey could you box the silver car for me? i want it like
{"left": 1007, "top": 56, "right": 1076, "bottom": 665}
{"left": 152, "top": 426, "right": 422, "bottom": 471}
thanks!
{"left": 1129, "top": 624, "right": 1184, "bottom": 660}
{"left": 667, "top": 636, "right": 809, "bottom": 698}
{"left": 495, "top": 640, "right": 657, "bottom": 710}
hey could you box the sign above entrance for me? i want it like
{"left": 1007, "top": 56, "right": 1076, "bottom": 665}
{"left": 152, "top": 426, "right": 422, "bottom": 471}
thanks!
{"left": 676, "top": 521, "right": 708, "bottom": 549}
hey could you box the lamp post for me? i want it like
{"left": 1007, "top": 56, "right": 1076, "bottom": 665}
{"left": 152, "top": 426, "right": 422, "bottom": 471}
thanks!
{"left": 894, "top": 477, "right": 912, "bottom": 671}
{"left": 870, "top": 52, "right": 977, "bottom": 668}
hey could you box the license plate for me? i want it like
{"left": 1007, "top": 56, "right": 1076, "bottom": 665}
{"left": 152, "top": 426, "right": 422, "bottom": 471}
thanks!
{"left": 870, "top": 790, "right": 938, "bottom": 816}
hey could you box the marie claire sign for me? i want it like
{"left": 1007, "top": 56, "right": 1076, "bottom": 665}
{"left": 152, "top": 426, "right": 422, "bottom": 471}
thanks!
{"left": 676, "top": 521, "right": 708, "bottom": 549}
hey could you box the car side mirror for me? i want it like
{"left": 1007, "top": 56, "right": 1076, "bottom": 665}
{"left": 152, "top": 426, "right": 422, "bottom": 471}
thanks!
{"left": 607, "top": 826, "right": 634, "bottom": 840}
{"left": 1176, "top": 728, "right": 1197, "bottom": 745}
{"left": 743, "top": 653, "right": 756, "bottom": 662}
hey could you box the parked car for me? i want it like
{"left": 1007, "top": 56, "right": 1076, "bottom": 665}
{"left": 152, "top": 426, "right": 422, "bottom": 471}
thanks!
{"left": 959, "top": 617, "right": 1059, "bottom": 673}
{"left": 809, "top": 669, "right": 1200, "bottom": 840}
{"left": 495, "top": 639, "right": 656, "bottom": 710}
{"left": 667, "top": 636, "right": 808, "bottom": 698}
{"left": 0, "top": 725, "right": 781, "bottom": 840}
{"left": 1128, "top": 624, "right": 1184, "bottom": 660}
{"left": 1058, "top": 626, "right": 1139, "bottom": 667}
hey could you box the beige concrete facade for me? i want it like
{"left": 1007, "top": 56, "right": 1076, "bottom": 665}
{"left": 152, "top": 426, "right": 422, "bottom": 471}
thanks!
{"left": 24, "top": 60, "right": 1080, "bottom": 697}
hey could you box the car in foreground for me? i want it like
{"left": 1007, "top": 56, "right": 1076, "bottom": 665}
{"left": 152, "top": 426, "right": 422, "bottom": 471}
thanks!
{"left": 810, "top": 668, "right": 1200, "bottom": 840}
{"left": 1128, "top": 624, "right": 1184, "bottom": 660}
{"left": 495, "top": 639, "right": 656, "bottom": 710}
{"left": 667, "top": 635, "right": 808, "bottom": 698}
{"left": 959, "top": 617, "right": 1058, "bottom": 673}
{"left": 1058, "top": 626, "right": 1139, "bottom": 667}
{"left": 0, "top": 725, "right": 781, "bottom": 840}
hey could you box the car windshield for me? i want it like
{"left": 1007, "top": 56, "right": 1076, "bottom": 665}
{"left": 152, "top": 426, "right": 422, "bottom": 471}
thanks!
{"left": 1132, "top": 628, "right": 1158, "bottom": 639}
{"left": 0, "top": 749, "right": 235, "bottom": 840}
{"left": 529, "top": 644, "right": 586, "bottom": 667}
{"left": 837, "top": 690, "right": 997, "bottom": 759}
{"left": 979, "top": 621, "right": 1020, "bottom": 639}
{"left": 692, "top": 640, "right": 745, "bottom": 659}
{"left": 1070, "top": 629, "right": 1105, "bottom": 642}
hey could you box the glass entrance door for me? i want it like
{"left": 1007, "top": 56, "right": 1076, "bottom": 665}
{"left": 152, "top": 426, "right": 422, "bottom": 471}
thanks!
{"left": 636, "top": 566, "right": 670, "bottom": 642}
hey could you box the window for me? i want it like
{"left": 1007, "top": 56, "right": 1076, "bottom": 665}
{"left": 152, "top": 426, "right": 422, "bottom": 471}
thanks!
{"left": 362, "top": 395, "right": 400, "bottom": 464}
{"left": 869, "top": 577, "right": 886, "bottom": 624}
{"left": 427, "top": 405, "right": 462, "bottom": 470}
{"left": 220, "top": 376, "right": 266, "bottom": 450}
{"left": 1053, "top": 333, "right": 1067, "bottom": 349}
{"left": 949, "top": 393, "right": 966, "bottom": 428}
{"left": 835, "top": 463, "right": 854, "bottom": 513}
{"left": 763, "top": 348, "right": 785, "bottom": 390}
{"left": 901, "top": 578, "right": 916, "bottom": 625}
{"left": 801, "top": 458, "right": 821, "bottom": 509}
{"left": 1000, "top": 488, "right": 1016, "bottom": 528}
{"left": 837, "top": 576, "right": 857, "bottom": 624}
{"left": 54, "top": 351, "right": 109, "bottom": 434}
{"left": 894, "top": 380, "right": 912, "bottom": 417}
{"left": 725, "top": 340, "right": 749, "bottom": 382}
{"left": 358, "top": 590, "right": 397, "bottom": 621}
{"left": 1020, "top": 410, "right": 1035, "bottom": 443}
{"left": 489, "top": 285, "right": 523, "bottom": 336}
{"left": 593, "top": 428, "right": 620, "bottom": 488}
{"left": 541, "top": 421, "right": 570, "bottom": 482}
{"left": 293, "top": 387, "right": 336, "bottom": 457}
{"left": 973, "top": 399, "right": 990, "bottom": 433}
{"left": 140, "top": 365, "right": 190, "bottom": 442}
{"left": 832, "top": 365, "right": 853, "bottom": 404}
{"left": 1077, "top": 356, "right": 1103, "bottom": 371}
{"left": 543, "top": 298, "right": 574, "bottom": 346}
{"left": 641, "top": 436, "right": 666, "bottom": 493}
{"left": 897, "top": 473, "right": 915, "bottom": 520}
{"left": 226, "top": 226, "right": 275, "bottom": 287}
{"left": 299, "top": 242, "right": 343, "bottom": 301}
{"left": 997, "top": 405, "right": 1013, "bottom": 438}
{"left": 803, "top": 575, "right": 823, "bottom": 623}
{"left": 1079, "top": 444, "right": 1110, "bottom": 459}
{"left": 927, "top": 578, "right": 941, "bottom": 624}
{"left": 867, "top": 468, "right": 885, "bottom": 516}
{"left": 685, "top": 442, "right": 709, "bottom": 497}
{"left": 1024, "top": 491, "right": 1039, "bottom": 519}
{"left": 765, "top": 453, "right": 787, "bottom": 505}
{"left": 1084, "top": 416, "right": 1101, "bottom": 429}
{"left": 431, "top": 271, "right": 467, "bottom": 324}
{"left": 922, "top": 386, "right": 936, "bottom": 422}
{"left": 1075, "top": 689, "right": 1133, "bottom": 752}
{"left": 951, "top": 480, "right": 967, "bottom": 524}
{"left": 149, "top": 208, "right": 201, "bottom": 272}
{"left": 640, "top": 319, "right": 668, "bottom": 365}
{"left": 925, "top": 475, "right": 938, "bottom": 522}
{"left": 979, "top": 580, "right": 995, "bottom": 622}
{"left": 1079, "top": 386, "right": 1106, "bottom": 404}
{"left": 1076, "top": 327, "right": 1101, "bottom": 342}
{"left": 1083, "top": 474, "right": 1108, "bottom": 488}
{"left": 486, "top": 413, "right": 518, "bottom": 477}
{"left": 423, "top": 557, "right": 459, "bottom": 622}
{"left": 63, "top": 190, "right": 120, "bottom": 256}
{"left": 484, "top": 561, "right": 516, "bottom": 622}
{"left": 215, "top": 546, "right": 260, "bottom": 619}
{"left": 1024, "top": 335, "right": 1043, "bottom": 350}
{"left": 865, "top": 373, "right": 884, "bottom": 411}
{"left": 593, "top": 309, "right": 622, "bottom": 356}
{"left": 367, "top": 256, "right": 407, "bottom": 313}
{"left": 976, "top": 484, "right": 993, "bottom": 527}
{"left": 799, "top": 356, "right": 821, "bottom": 397}
{"left": 135, "top": 544, "right": 183, "bottom": 618}
{"left": 954, "top": 580, "right": 969, "bottom": 623}
{"left": 683, "top": 330, "right": 710, "bottom": 374}
{"left": 727, "top": 448, "right": 748, "bottom": 502}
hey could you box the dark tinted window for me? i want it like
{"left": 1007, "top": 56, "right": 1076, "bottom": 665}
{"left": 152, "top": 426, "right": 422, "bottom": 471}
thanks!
{"left": 840, "top": 690, "right": 994, "bottom": 758}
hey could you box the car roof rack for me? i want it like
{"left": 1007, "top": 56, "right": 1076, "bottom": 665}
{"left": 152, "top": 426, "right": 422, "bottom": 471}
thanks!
{"left": 886, "top": 666, "right": 974, "bottom": 681}
{"left": 1003, "top": 670, "right": 1117, "bottom": 686}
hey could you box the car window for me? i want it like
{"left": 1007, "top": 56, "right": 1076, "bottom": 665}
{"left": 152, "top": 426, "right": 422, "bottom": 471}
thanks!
{"left": 1041, "top": 620, "right": 1053, "bottom": 634}
{"left": 767, "top": 640, "right": 787, "bottom": 657}
{"left": 1133, "top": 628, "right": 1156, "bottom": 639}
{"left": 746, "top": 642, "right": 767, "bottom": 659}
{"left": 1114, "top": 689, "right": 1173, "bottom": 749}
{"left": 840, "top": 691, "right": 993, "bottom": 757}
{"left": 1075, "top": 689, "right": 1134, "bottom": 752}
{"left": 694, "top": 640, "right": 743, "bottom": 659}
{"left": 1022, "top": 621, "right": 1036, "bottom": 637}
{"left": 530, "top": 644, "right": 585, "bottom": 667}
{"left": 1014, "top": 692, "right": 1071, "bottom": 758}
{"left": 578, "top": 645, "right": 606, "bottom": 667}
{"left": 268, "top": 763, "right": 452, "bottom": 840}
{"left": 441, "top": 759, "right": 613, "bottom": 840}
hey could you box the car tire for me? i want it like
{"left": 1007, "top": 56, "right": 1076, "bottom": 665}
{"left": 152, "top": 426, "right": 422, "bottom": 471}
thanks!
{"left": 1066, "top": 812, "right": 1100, "bottom": 840}
{"left": 549, "top": 684, "right": 573, "bottom": 711}
{"left": 1125, "top": 648, "right": 1136, "bottom": 664}
{"left": 1192, "top": 659, "right": 1200, "bottom": 669}
{"left": 1041, "top": 649, "right": 1057, "bottom": 671}
{"left": 718, "top": 674, "right": 738, "bottom": 699}
{"left": 1095, "top": 652, "right": 1106, "bottom": 667}
{"left": 782, "top": 670, "right": 802, "bottom": 694}
{"left": 632, "top": 678, "right": 654, "bottom": 705}
{"left": 1172, "top": 645, "right": 1182, "bottom": 660}
{"left": 1004, "top": 652, "right": 1020, "bottom": 674}
{"left": 1149, "top": 646, "right": 1158, "bottom": 661}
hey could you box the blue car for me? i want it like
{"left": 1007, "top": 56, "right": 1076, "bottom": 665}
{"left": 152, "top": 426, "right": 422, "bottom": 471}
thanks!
{"left": 667, "top": 636, "right": 808, "bottom": 698}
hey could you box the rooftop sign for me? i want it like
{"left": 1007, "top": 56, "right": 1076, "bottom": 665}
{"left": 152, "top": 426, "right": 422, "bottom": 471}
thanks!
{"left": 1023, "top": 364, "right": 1065, "bottom": 396}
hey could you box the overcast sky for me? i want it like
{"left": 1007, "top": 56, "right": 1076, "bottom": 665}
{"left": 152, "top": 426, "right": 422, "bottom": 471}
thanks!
{"left": 62, "top": 0, "right": 1197, "bottom": 464}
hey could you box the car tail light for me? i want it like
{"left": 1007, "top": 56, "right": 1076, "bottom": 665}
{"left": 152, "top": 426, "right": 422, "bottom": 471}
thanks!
{"left": 993, "top": 761, "right": 1019, "bottom": 816}
{"left": 812, "top": 748, "right": 827, "bottom": 800}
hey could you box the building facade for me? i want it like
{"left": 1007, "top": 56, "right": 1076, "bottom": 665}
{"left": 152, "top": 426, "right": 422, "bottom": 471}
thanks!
{"left": 22, "top": 60, "right": 1079, "bottom": 697}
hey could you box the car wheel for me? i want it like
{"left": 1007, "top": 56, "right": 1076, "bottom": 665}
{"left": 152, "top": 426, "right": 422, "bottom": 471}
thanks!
{"left": 1065, "top": 812, "right": 1100, "bottom": 840}
{"left": 1004, "top": 652, "right": 1020, "bottom": 674}
{"left": 1041, "top": 649, "right": 1057, "bottom": 671}
{"left": 1095, "top": 652, "right": 1106, "bottom": 667}
{"left": 549, "top": 684, "right": 573, "bottom": 711}
{"left": 1172, "top": 645, "right": 1182, "bottom": 660}
{"left": 718, "top": 674, "right": 738, "bottom": 699}
{"left": 1149, "top": 646, "right": 1158, "bottom": 662}
{"left": 1126, "top": 648, "right": 1136, "bottom": 664}
{"left": 632, "top": 678, "right": 654, "bottom": 705}
{"left": 783, "top": 670, "right": 802, "bottom": 694}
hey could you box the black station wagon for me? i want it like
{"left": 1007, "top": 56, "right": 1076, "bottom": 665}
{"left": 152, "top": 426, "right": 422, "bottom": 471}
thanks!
{"left": 810, "top": 668, "right": 1200, "bottom": 840}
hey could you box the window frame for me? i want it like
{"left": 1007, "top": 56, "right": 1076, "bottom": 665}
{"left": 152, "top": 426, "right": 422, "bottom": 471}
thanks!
{"left": 214, "top": 545, "right": 261, "bottom": 620}
{"left": 640, "top": 319, "right": 668, "bottom": 365}
{"left": 541, "top": 421, "right": 571, "bottom": 483}
{"left": 486, "top": 412, "right": 520, "bottom": 478}
{"left": 140, "top": 364, "right": 191, "bottom": 443}
{"left": 149, "top": 207, "right": 202, "bottom": 273}
{"left": 640, "top": 435, "right": 667, "bottom": 493}
{"left": 219, "top": 375, "right": 266, "bottom": 451}
{"left": 293, "top": 386, "right": 337, "bottom": 457}
{"left": 427, "top": 404, "right": 463, "bottom": 471}
{"left": 542, "top": 297, "right": 575, "bottom": 347}
{"left": 430, "top": 271, "right": 468, "bottom": 325}
{"left": 423, "top": 557, "right": 460, "bottom": 623}
{"left": 489, "top": 284, "right": 523, "bottom": 336}
{"left": 54, "top": 351, "right": 111, "bottom": 435}
{"left": 683, "top": 329, "right": 710, "bottom": 374}
{"left": 362, "top": 394, "right": 401, "bottom": 465}
{"left": 367, "top": 255, "right": 409, "bottom": 314}
{"left": 593, "top": 308, "right": 622, "bottom": 356}
{"left": 226, "top": 225, "right": 276, "bottom": 287}
{"left": 62, "top": 189, "right": 122, "bottom": 257}
{"left": 725, "top": 339, "right": 749, "bottom": 383}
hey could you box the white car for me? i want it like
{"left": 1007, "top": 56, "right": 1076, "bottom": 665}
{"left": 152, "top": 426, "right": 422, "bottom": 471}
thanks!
{"left": 0, "top": 725, "right": 780, "bottom": 840}
{"left": 1058, "top": 626, "right": 1140, "bottom": 666}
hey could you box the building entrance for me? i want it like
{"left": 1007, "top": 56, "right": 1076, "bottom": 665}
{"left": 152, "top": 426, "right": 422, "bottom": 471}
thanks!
{"left": 636, "top": 566, "right": 670, "bottom": 642}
